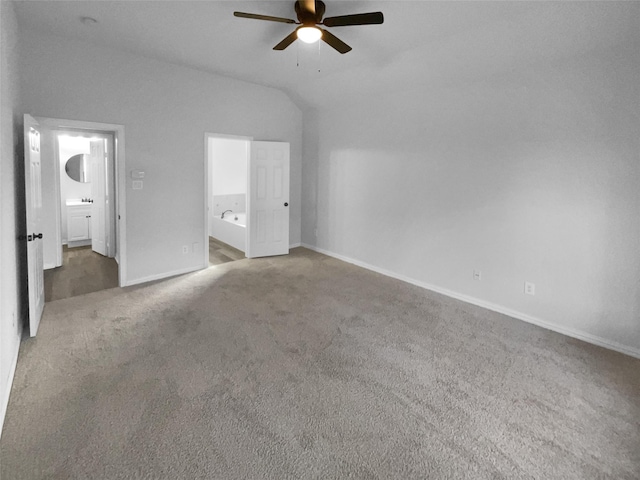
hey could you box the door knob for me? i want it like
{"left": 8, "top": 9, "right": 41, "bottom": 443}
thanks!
{"left": 284, "top": 202, "right": 289, "bottom": 207}
{"left": 33, "top": 233, "right": 43, "bottom": 239}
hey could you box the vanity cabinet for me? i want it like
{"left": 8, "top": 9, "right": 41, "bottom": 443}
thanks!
{"left": 67, "top": 205, "right": 92, "bottom": 242}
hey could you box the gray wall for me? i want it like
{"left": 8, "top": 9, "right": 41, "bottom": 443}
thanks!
{"left": 0, "top": 0, "right": 24, "bottom": 433}
{"left": 302, "top": 42, "right": 640, "bottom": 356}
{"left": 19, "top": 30, "right": 303, "bottom": 284}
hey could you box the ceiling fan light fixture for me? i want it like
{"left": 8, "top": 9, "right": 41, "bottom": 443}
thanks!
{"left": 297, "top": 26, "right": 322, "bottom": 44}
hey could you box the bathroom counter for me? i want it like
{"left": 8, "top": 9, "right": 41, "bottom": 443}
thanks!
{"left": 66, "top": 199, "right": 92, "bottom": 207}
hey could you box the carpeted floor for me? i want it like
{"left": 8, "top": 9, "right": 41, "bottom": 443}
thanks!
{"left": 2, "top": 248, "right": 639, "bottom": 479}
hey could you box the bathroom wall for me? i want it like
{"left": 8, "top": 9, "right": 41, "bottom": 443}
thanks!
{"left": 210, "top": 138, "right": 247, "bottom": 195}
{"left": 209, "top": 137, "right": 248, "bottom": 235}
{"left": 212, "top": 194, "right": 246, "bottom": 217}
{"left": 58, "top": 135, "right": 91, "bottom": 243}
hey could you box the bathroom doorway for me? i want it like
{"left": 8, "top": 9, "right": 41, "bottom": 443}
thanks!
{"left": 43, "top": 130, "right": 118, "bottom": 301}
{"left": 27, "top": 115, "right": 126, "bottom": 301}
{"left": 204, "top": 133, "right": 291, "bottom": 266}
{"left": 206, "top": 134, "right": 251, "bottom": 266}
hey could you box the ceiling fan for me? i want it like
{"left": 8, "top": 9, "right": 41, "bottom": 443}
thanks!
{"left": 234, "top": 0, "right": 384, "bottom": 54}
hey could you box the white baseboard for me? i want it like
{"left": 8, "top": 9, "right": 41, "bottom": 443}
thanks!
{"left": 301, "top": 243, "right": 640, "bottom": 360}
{"left": 289, "top": 242, "right": 302, "bottom": 249}
{"left": 0, "top": 344, "right": 19, "bottom": 441}
{"left": 67, "top": 240, "right": 91, "bottom": 248}
{"left": 124, "top": 265, "right": 204, "bottom": 287}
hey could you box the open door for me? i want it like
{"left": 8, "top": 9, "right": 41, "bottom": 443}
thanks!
{"left": 23, "top": 114, "right": 45, "bottom": 337}
{"left": 90, "top": 138, "right": 107, "bottom": 256}
{"left": 247, "top": 141, "right": 290, "bottom": 258}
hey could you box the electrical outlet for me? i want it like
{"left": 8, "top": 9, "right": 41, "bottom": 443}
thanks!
{"left": 473, "top": 269, "right": 482, "bottom": 281}
{"left": 132, "top": 180, "right": 143, "bottom": 190}
{"left": 182, "top": 245, "right": 189, "bottom": 254}
{"left": 524, "top": 282, "right": 535, "bottom": 295}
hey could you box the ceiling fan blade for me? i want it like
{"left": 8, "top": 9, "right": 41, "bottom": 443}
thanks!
{"left": 234, "top": 12, "right": 297, "bottom": 24}
{"left": 323, "top": 12, "right": 384, "bottom": 27}
{"left": 273, "top": 30, "right": 299, "bottom": 51}
{"left": 320, "top": 28, "right": 352, "bottom": 54}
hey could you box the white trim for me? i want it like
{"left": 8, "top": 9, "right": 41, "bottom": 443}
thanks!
{"left": 0, "top": 346, "right": 19, "bottom": 441}
{"left": 301, "top": 243, "right": 640, "bottom": 360}
{"left": 289, "top": 242, "right": 301, "bottom": 248}
{"left": 203, "top": 134, "right": 209, "bottom": 268}
{"left": 207, "top": 133, "right": 254, "bottom": 141}
{"left": 52, "top": 132, "right": 62, "bottom": 267}
{"left": 124, "top": 265, "right": 203, "bottom": 287}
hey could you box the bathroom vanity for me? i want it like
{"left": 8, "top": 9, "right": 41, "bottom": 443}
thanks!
{"left": 66, "top": 200, "right": 92, "bottom": 242}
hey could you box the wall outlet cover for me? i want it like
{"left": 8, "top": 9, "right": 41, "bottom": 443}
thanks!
{"left": 524, "top": 282, "right": 536, "bottom": 295}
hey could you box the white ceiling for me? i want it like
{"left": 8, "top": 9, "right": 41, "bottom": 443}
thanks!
{"left": 12, "top": 1, "right": 640, "bottom": 109}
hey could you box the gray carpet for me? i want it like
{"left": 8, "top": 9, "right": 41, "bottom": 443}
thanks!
{"left": 2, "top": 248, "right": 639, "bottom": 479}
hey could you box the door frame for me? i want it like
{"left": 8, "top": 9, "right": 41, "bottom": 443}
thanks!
{"left": 36, "top": 117, "right": 127, "bottom": 286}
{"left": 203, "top": 132, "right": 252, "bottom": 268}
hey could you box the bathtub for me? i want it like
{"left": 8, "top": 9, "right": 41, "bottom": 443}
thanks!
{"left": 211, "top": 212, "right": 246, "bottom": 252}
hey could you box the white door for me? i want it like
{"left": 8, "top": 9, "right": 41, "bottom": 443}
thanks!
{"left": 23, "top": 114, "right": 45, "bottom": 337}
{"left": 247, "top": 141, "right": 290, "bottom": 258}
{"left": 90, "top": 139, "right": 107, "bottom": 256}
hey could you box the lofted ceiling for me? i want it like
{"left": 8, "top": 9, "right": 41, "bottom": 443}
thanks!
{"left": 12, "top": 1, "right": 640, "bottom": 110}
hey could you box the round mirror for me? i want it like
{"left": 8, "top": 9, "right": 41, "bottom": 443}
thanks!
{"left": 65, "top": 154, "right": 91, "bottom": 183}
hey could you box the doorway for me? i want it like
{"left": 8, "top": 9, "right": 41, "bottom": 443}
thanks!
{"left": 43, "top": 130, "right": 118, "bottom": 301}
{"left": 33, "top": 117, "right": 126, "bottom": 298}
{"left": 207, "top": 134, "right": 250, "bottom": 266}
{"left": 204, "top": 133, "right": 291, "bottom": 266}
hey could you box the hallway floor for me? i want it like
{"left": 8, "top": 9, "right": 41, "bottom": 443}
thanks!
{"left": 44, "top": 245, "right": 119, "bottom": 302}
{"left": 209, "top": 236, "right": 244, "bottom": 266}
